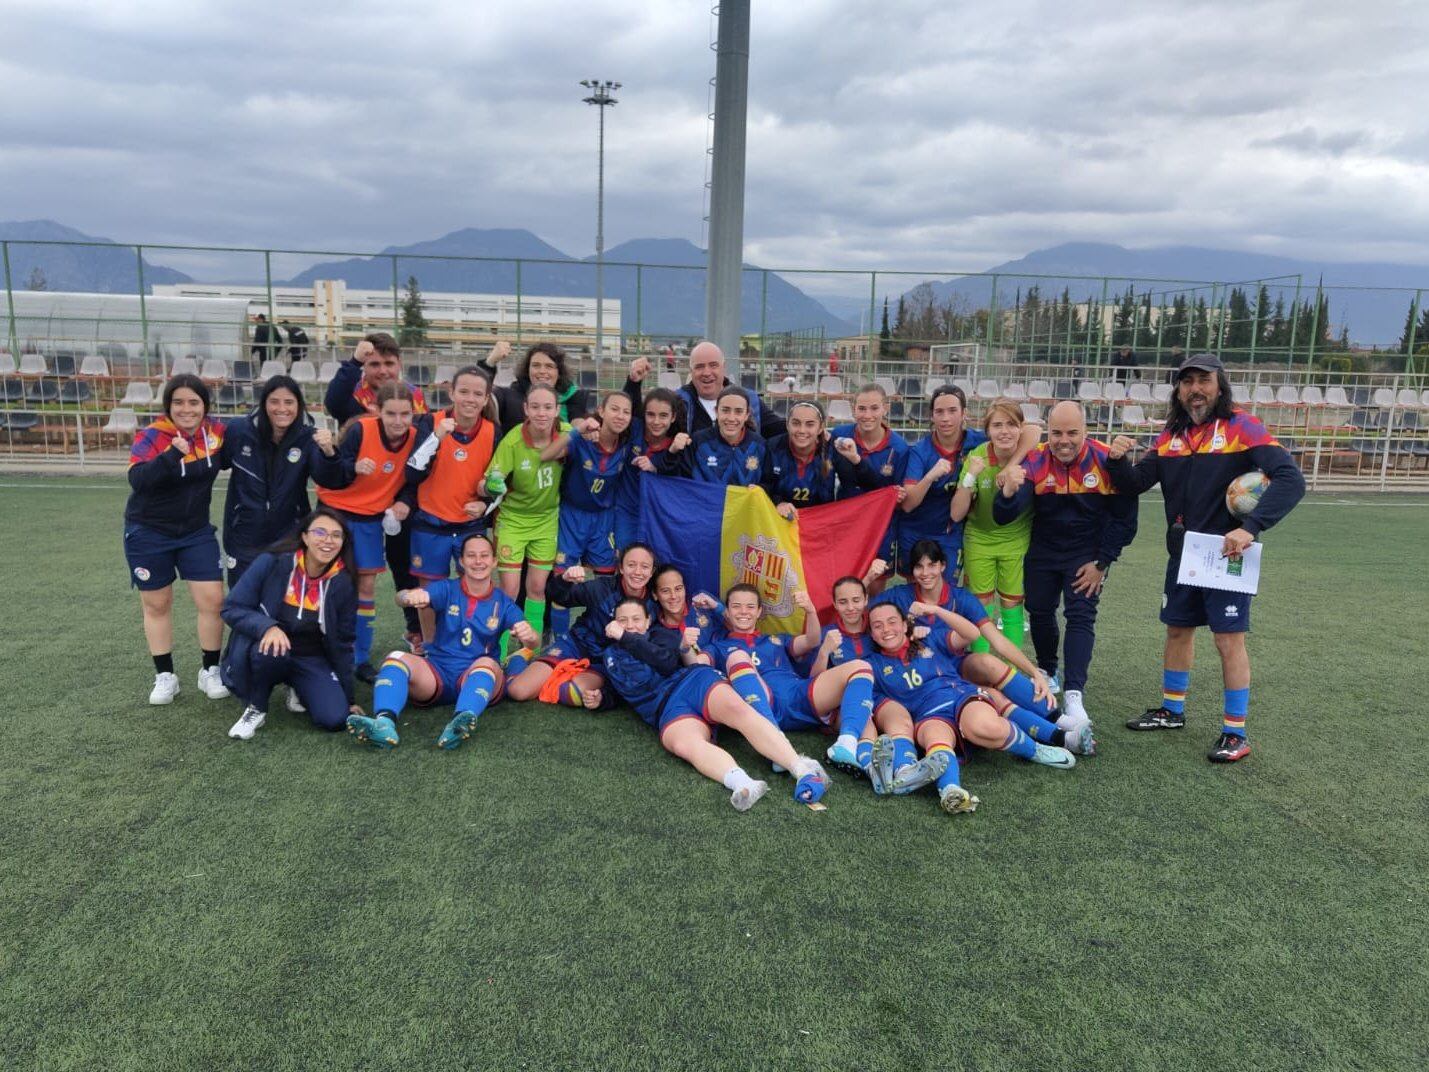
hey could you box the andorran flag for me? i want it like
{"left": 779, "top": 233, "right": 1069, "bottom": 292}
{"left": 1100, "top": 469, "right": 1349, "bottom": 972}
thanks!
{"left": 638, "top": 476, "right": 899, "bottom": 634}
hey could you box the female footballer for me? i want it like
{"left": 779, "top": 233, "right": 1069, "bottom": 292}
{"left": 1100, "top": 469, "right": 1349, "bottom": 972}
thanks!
{"left": 688, "top": 386, "right": 766, "bottom": 486}
{"left": 831, "top": 383, "right": 910, "bottom": 591}
{"left": 614, "top": 386, "right": 692, "bottom": 550}
{"left": 761, "top": 400, "right": 879, "bottom": 517}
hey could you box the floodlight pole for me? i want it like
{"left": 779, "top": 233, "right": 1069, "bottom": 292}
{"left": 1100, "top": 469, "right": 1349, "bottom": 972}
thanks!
{"left": 582, "top": 79, "right": 620, "bottom": 362}
{"left": 705, "top": 0, "right": 750, "bottom": 376}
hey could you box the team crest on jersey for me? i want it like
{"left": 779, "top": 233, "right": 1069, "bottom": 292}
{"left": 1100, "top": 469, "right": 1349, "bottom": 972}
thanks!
{"left": 583, "top": 459, "right": 593, "bottom": 470}
{"left": 881, "top": 664, "right": 893, "bottom": 675}
{"left": 1168, "top": 438, "right": 1183, "bottom": 452}
{"left": 519, "top": 459, "right": 531, "bottom": 470}
{"left": 241, "top": 444, "right": 252, "bottom": 456}
{"left": 487, "top": 614, "right": 500, "bottom": 630}
{"left": 454, "top": 448, "right": 468, "bottom": 461}
{"left": 1211, "top": 434, "right": 1226, "bottom": 450}
{"left": 729, "top": 534, "right": 797, "bottom": 618}
{"left": 412, "top": 554, "right": 423, "bottom": 568}
{"left": 1083, "top": 472, "right": 1099, "bottom": 488}
{"left": 881, "top": 463, "right": 893, "bottom": 476}
{"left": 287, "top": 447, "right": 301, "bottom": 463}
{"left": 382, "top": 461, "right": 395, "bottom": 473}
{"left": 447, "top": 604, "right": 460, "bottom": 616}
{"left": 745, "top": 456, "right": 759, "bottom": 471}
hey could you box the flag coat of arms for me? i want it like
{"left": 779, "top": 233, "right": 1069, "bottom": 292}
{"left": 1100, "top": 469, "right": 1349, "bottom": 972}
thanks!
{"left": 638, "top": 476, "right": 899, "bottom": 634}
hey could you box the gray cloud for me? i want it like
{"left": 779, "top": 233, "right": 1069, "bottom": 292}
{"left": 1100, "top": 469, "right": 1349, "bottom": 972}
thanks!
{"left": 2, "top": 0, "right": 1429, "bottom": 294}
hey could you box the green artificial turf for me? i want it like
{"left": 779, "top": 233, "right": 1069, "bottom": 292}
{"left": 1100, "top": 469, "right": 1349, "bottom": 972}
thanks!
{"left": 1, "top": 477, "right": 1425, "bottom": 1071}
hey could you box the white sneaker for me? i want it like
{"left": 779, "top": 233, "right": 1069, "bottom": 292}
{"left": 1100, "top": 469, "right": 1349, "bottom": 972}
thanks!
{"left": 285, "top": 687, "right": 307, "bottom": 714}
{"left": 197, "top": 666, "right": 230, "bottom": 700}
{"left": 149, "top": 671, "right": 180, "bottom": 705}
{"left": 228, "top": 704, "right": 267, "bottom": 740}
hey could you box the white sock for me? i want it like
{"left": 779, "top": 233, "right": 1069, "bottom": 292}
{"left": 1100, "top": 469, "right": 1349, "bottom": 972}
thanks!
{"left": 1064, "top": 690, "right": 1088, "bottom": 718}
{"left": 723, "top": 767, "right": 755, "bottom": 792}
{"left": 834, "top": 732, "right": 856, "bottom": 752}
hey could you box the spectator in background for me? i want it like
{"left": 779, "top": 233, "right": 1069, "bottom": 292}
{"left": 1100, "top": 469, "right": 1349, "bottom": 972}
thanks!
{"left": 627, "top": 340, "right": 783, "bottom": 440}
{"left": 283, "top": 322, "right": 310, "bottom": 362}
{"left": 1111, "top": 344, "right": 1137, "bottom": 382}
{"left": 478, "top": 339, "right": 592, "bottom": 429}
{"left": 251, "top": 314, "right": 282, "bottom": 365}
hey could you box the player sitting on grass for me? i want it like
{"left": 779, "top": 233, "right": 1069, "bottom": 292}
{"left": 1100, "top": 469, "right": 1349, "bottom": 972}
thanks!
{"left": 864, "top": 603, "right": 1080, "bottom": 815}
{"left": 503, "top": 543, "right": 657, "bottom": 710}
{"left": 346, "top": 533, "right": 538, "bottom": 750}
{"left": 600, "top": 599, "right": 830, "bottom": 811}
{"left": 698, "top": 585, "right": 878, "bottom": 777}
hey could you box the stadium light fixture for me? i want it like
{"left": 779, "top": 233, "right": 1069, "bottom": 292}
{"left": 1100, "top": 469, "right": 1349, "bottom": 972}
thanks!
{"left": 581, "top": 80, "right": 621, "bottom": 362}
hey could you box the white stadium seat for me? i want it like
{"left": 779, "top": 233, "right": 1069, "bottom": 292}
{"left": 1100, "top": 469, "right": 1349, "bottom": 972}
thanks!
{"left": 1299, "top": 385, "right": 1325, "bottom": 406}
{"left": 290, "top": 360, "right": 318, "bottom": 384}
{"left": 1396, "top": 388, "right": 1419, "bottom": 408}
{"left": 1152, "top": 383, "right": 1172, "bottom": 403}
{"left": 1122, "top": 404, "right": 1155, "bottom": 428}
{"left": 1102, "top": 381, "right": 1127, "bottom": 403}
{"left": 79, "top": 355, "right": 110, "bottom": 377}
{"left": 101, "top": 407, "right": 138, "bottom": 435}
{"left": 1128, "top": 383, "right": 1153, "bottom": 403}
{"left": 258, "top": 360, "right": 287, "bottom": 381}
{"left": 1323, "top": 387, "right": 1350, "bottom": 407}
{"left": 974, "top": 379, "right": 1000, "bottom": 400}
{"left": 200, "top": 358, "right": 229, "bottom": 381}
{"left": 432, "top": 365, "right": 457, "bottom": 385}
{"left": 1276, "top": 386, "right": 1301, "bottom": 405}
{"left": 317, "top": 360, "right": 342, "bottom": 383}
{"left": 0, "top": 352, "right": 15, "bottom": 375}
{"left": 1077, "top": 381, "right": 1102, "bottom": 402}
{"left": 1252, "top": 386, "right": 1276, "bottom": 405}
{"left": 656, "top": 371, "right": 681, "bottom": 391}
{"left": 818, "top": 375, "right": 844, "bottom": 395}
{"left": 874, "top": 376, "right": 899, "bottom": 397}
{"left": 120, "top": 381, "right": 155, "bottom": 405}
{"left": 1372, "top": 388, "right": 1396, "bottom": 407}
{"left": 1002, "top": 383, "right": 1027, "bottom": 401}
{"left": 1028, "top": 379, "right": 1055, "bottom": 401}
{"left": 827, "top": 399, "right": 854, "bottom": 422}
{"left": 19, "top": 353, "right": 49, "bottom": 375}
{"left": 168, "top": 356, "right": 199, "bottom": 377}
{"left": 1020, "top": 403, "right": 1041, "bottom": 424}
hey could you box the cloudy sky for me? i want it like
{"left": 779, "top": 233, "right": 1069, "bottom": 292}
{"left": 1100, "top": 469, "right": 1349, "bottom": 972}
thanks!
{"left": 4, "top": 0, "right": 1429, "bottom": 289}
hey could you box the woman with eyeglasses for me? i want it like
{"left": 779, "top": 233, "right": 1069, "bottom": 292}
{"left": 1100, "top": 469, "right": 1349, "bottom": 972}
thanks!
{"left": 220, "top": 508, "right": 361, "bottom": 740}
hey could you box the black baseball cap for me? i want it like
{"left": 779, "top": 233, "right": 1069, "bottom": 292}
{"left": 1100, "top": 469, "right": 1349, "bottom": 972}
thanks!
{"left": 1174, "top": 352, "right": 1224, "bottom": 379}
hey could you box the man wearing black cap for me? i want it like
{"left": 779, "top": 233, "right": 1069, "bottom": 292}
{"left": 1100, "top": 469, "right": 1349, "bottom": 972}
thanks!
{"left": 1105, "top": 353, "right": 1304, "bottom": 763}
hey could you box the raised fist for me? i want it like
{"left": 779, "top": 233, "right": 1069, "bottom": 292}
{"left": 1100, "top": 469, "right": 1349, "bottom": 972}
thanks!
{"left": 1108, "top": 435, "right": 1137, "bottom": 460}
{"left": 964, "top": 455, "right": 986, "bottom": 478}
{"left": 629, "top": 356, "right": 652, "bottom": 382}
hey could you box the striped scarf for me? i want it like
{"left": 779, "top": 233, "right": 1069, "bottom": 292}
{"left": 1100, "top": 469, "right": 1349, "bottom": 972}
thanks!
{"left": 285, "top": 551, "right": 344, "bottom": 614}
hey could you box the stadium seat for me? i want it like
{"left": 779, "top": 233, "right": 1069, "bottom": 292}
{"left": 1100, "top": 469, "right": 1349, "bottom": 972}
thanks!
{"left": 1020, "top": 403, "right": 1041, "bottom": 424}
{"left": 1323, "top": 387, "right": 1350, "bottom": 407}
{"left": 1077, "top": 381, "right": 1102, "bottom": 402}
{"left": 0, "top": 410, "right": 40, "bottom": 432}
{"left": 431, "top": 364, "right": 457, "bottom": 385}
{"left": 974, "top": 379, "right": 1000, "bottom": 400}
{"left": 216, "top": 384, "right": 251, "bottom": 410}
{"left": 1102, "top": 381, "right": 1127, "bottom": 404}
{"left": 317, "top": 360, "right": 341, "bottom": 384}
{"left": 59, "top": 380, "right": 92, "bottom": 404}
{"left": 1372, "top": 388, "right": 1396, "bottom": 408}
{"left": 1002, "top": 383, "right": 1028, "bottom": 401}
{"left": 120, "top": 381, "right": 156, "bottom": 406}
{"left": 1, "top": 377, "right": 25, "bottom": 401}
{"left": 427, "top": 387, "right": 451, "bottom": 409}
{"left": 1128, "top": 383, "right": 1153, "bottom": 403}
{"left": 101, "top": 407, "right": 138, "bottom": 437}
{"left": 231, "top": 360, "right": 255, "bottom": 383}
{"left": 1276, "top": 385, "right": 1301, "bottom": 405}
{"left": 740, "top": 371, "right": 759, "bottom": 392}
{"left": 579, "top": 368, "right": 598, "bottom": 389}
{"left": 1152, "top": 383, "right": 1172, "bottom": 403}
{"left": 494, "top": 367, "right": 515, "bottom": 389}
{"left": 953, "top": 379, "right": 973, "bottom": 397}
{"left": 656, "top": 371, "right": 681, "bottom": 391}
{"left": 407, "top": 365, "right": 433, "bottom": 387}
{"left": 897, "top": 376, "right": 922, "bottom": 398}
{"left": 290, "top": 360, "right": 318, "bottom": 384}
{"left": 1122, "top": 404, "right": 1155, "bottom": 429}
{"left": 819, "top": 375, "right": 844, "bottom": 396}
{"left": 53, "top": 353, "right": 78, "bottom": 377}
{"left": 1028, "top": 379, "right": 1054, "bottom": 402}
{"left": 767, "top": 377, "right": 793, "bottom": 397}
{"left": 18, "top": 354, "right": 48, "bottom": 376}
{"left": 257, "top": 360, "right": 287, "bottom": 381}
{"left": 24, "top": 380, "right": 58, "bottom": 403}
{"left": 1300, "top": 385, "right": 1325, "bottom": 406}
{"left": 1421, "top": 388, "right": 1429, "bottom": 409}
{"left": 1252, "top": 386, "right": 1277, "bottom": 406}
{"left": 169, "top": 356, "right": 200, "bottom": 377}
{"left": 1396, "top": 388, "right": 1420, "bottom": 408}
{"left": 0, "top": 352, "right": 15, "bottom": 375}
{"left": 1351, "top": 387, "right": 1372, "bottom": 406}
{"left": 1053, "top": 379, "right": 1075, "bottom": 400}
{"left": 79, "top": 355, "right": 110, "bottom": 377}
{"left": 827, "top": 399, "right": 854, "bottom": 422}
{"left": 200, "top": 358, "right": 229, "bottom": 382}
{"left": 874, "top": 376, "right": 899, "bottom": 398}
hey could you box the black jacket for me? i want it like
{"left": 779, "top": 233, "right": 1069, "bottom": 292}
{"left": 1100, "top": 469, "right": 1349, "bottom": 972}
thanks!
{"left": 221, "top": 414, "right": 344, "bottom": 561}
{"left": 994, "top": 440, "right": 1139, "bottom": 568}
{"left": 624, "top": 375, "right": 784, "bottom": 440}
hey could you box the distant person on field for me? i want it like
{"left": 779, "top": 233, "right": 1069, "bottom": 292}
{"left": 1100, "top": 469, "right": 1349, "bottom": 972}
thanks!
{"left": 625, "top": 340, "right": 783, "bottom": 439}
{"left": 251, "top": 314, "right": 281, "bottom": 364}
{"left": 1111, "top": 344, "right": 1137, "bottom": 382}
{"left": 478, "top": 339, "right": 592, "bottom": 430}
{"left": 1106, "top": 352, "right": 1304, "bottom": 763}
{"left": 283, "top": 322, "right": 310, "bottom": 362}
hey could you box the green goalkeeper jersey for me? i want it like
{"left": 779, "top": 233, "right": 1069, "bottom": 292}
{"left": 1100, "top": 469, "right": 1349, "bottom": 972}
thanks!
{"left": 489, "top": 422, "right": 569, "bottom": 518}
{"left": 959, "top": 442, "right": 1031, "bottom": 552}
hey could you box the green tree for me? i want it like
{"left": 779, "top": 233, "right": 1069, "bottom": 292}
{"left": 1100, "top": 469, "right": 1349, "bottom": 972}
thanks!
{"left": 398, "top": 275, "right": 429, "bottom": 347}
{"left": 1224, "top": 287, "right": 1252, "bottom": 352}
{"left": 1135, "top": 292, "right": 1157, "bottom": 351}
{"left": 1111, "top": 285, "right": 1136, "bottom": 347}
{"left": 878, "top": 297, "right": 892, "bottom": 356}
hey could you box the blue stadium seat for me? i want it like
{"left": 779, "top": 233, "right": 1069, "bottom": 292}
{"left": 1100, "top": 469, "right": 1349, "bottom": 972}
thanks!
{"left": 0, "top": 410, "right": 40, "bottom": 432}
{"left": 1, "top": 377, "right": 23, "bottom": 402}
{"left": 24, "top": 380, "right": 59, "bottom": 403}
{"left": 59, "top": 380, "right": 92, "bottom": 404}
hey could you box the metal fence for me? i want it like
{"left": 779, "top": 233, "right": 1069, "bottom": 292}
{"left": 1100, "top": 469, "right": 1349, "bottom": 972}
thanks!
{"left": 3, "top": 238, "right": 1428, "bottom": 488}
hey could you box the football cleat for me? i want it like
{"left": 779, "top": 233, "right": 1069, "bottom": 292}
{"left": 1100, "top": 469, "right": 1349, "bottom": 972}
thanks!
{"left": 1030, "top": 743, "right": 1076, "bottom": 769}
{"left": 1208, "top": 732, "right": 1251, "bottom": 763}
{"left": 196, "top": 666, "right": 230, "bottom": 700}
{"left": 825, "top": 738, "right": 864, "bottom": 778}
{"left": 228, "top": 704, "right": 266, "bottom": 741}
{"left": 437, "top": 711, "right": 480, "bottom": 750}
{"left": 939, "top": 784, "right": 979, "bottom": 815}
{"left": 1062, "top": 721, "right": 1097, "bottom": 756}
{"left": 871, "top": 735, "right": 897, "bottom": 796}
{"left": 730, "top": 780, "right": 770, "bottom": 812}
{"left": 347, "top": 713, "right": 399, "bottom": 749}
{"left": 890, "top": 748, "right": 951, "bottom": 795}
{"left": 791, "top": 757, "right": 830, "bottom": 804}
{"left": 148, "top": 671, "right": 181, "bottom": 706}
{"left": 1125, "top": 705, "right": 1185, "bottom": 731}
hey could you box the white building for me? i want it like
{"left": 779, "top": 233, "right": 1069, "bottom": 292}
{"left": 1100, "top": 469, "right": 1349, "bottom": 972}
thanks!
{"left": 152, "top": 280, "right": 622, "bottom": 356}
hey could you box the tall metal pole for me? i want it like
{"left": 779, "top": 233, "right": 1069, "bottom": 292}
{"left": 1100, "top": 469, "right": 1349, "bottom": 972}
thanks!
{"left": 705, "top": 0, "right": 750, "bottom": 375}
{"left": 582, "top": 80, "right": 620, "bottom": 364}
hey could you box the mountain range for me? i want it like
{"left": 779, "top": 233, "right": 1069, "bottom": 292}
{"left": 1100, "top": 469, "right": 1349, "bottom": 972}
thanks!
{"left": 3, "top": 221, "right": 1427, "bottom": 343}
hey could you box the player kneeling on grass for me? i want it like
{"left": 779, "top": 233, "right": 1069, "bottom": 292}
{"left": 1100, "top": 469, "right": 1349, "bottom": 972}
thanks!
{"left": 699, "top": 586, "right": 879, "bottom": 775}
{"left": 346, "top": 533, "right": 538, "bottom": 750}
{"left": 221, "top": 508, "right": 362, "bottom": 740}
{"left": 864, "top": 603, "right": 1079, "bottom": 815}
{"left": 601, "top": 599, "right": 829, "bottom": 810}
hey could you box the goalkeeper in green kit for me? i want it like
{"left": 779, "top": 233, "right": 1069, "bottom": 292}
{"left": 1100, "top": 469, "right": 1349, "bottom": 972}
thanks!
{"left": 487, "top": 384, "right": 569, "bottom": 648}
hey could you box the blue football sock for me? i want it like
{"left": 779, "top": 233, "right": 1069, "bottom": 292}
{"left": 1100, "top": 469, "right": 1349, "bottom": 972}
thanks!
{"left": 372, "top": 658, "right": 410, "bottom": 717}
{"left": 1005, "top": 703, "right": 1061, "bottom": 743}
{"left": 995, "top": 667, "right": 1055, "bottom": 718}
{"left": 505, "top": 647, "right": 532, "bottom": 678}
{"left": 1001, "top": 722, "right": 1037, "bottom": 760}
{"left": 728, "top": 662, "right": 777, "bottom": 725}
{"left": 456, "top": 667, "right": 499, "bottom": 719}
{"left": 1162, "top": 669, "right": 1190, "bottom": 714}
{"left": 550, "top": 605, "right": 571, "bottom": 637}
{"left": 355, "top": 599, "right": 376, "bottom": 665}
{"left": 1223, "top": 687, "right": 1249, "bottom": 737}
{"left": 856, "top": 739, "right": 874, "bottom": 770}
{"left": 838, "top": 669, "right": 875, "bottom": 739}
{"left": 891, "top": 735, "right": 917, "bottom": 775}
{"left": 930, "top": 744, "right": 961, "bottom": 792}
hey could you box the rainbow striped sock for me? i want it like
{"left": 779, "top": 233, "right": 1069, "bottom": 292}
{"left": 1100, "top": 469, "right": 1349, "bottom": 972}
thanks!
{"left": 1223, "top": 687, "right": 1249, "bottom": 737}
{"left": 1162, "top": 669, "right": 1190, "bottom": 715}
{"left": 556, "top": 681, "right": 586, "bottom": 708}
